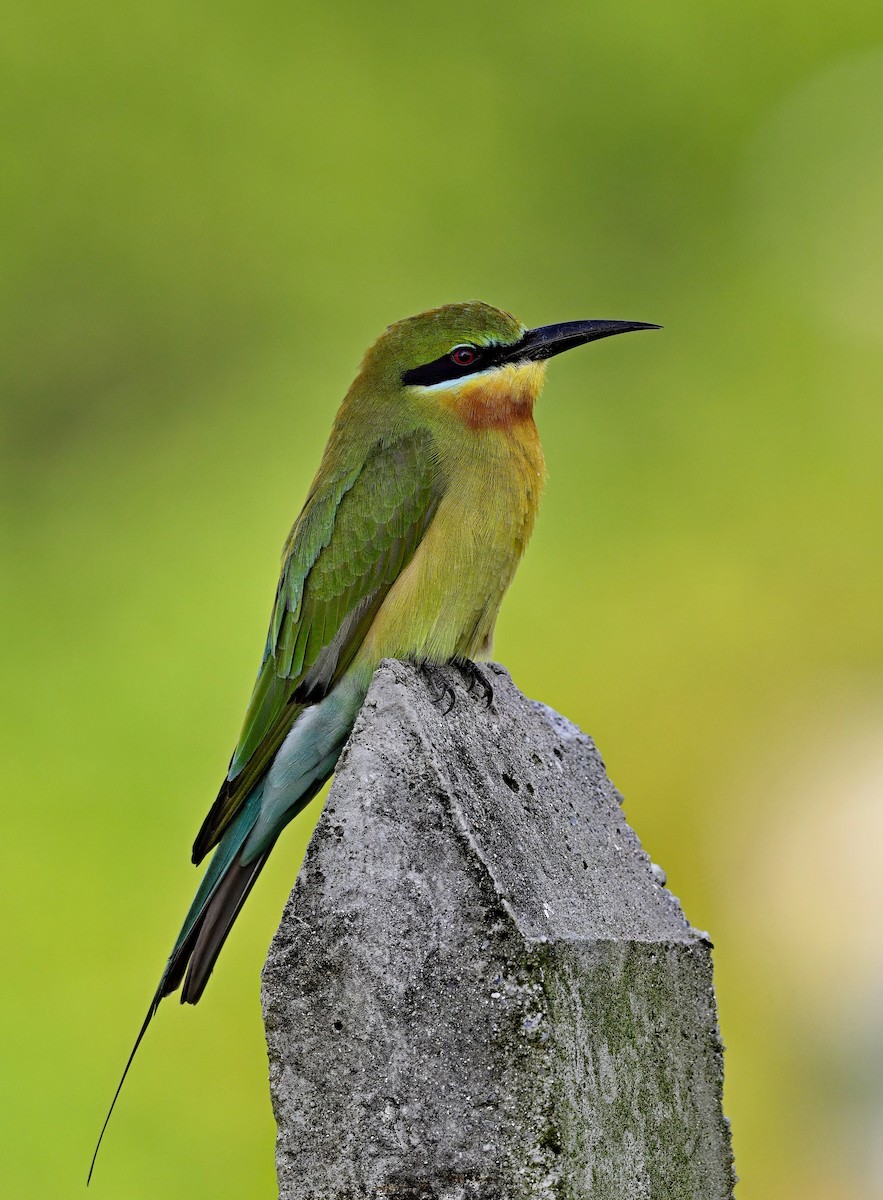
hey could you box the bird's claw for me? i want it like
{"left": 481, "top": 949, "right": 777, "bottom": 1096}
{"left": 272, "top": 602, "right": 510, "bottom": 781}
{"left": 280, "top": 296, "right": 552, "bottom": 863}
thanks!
{"left": 418, "top": 659, "right": 493, "bottom": 714}
{"left": 454, "top": 658, "right": 494, "bottom": 709}
{"left": 418, "top": 662, "right": 456, "bottom": 714}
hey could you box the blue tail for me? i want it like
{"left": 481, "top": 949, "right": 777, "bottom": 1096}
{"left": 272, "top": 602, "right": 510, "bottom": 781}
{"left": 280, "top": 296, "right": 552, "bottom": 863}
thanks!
{"left": 88, "top": 678, "right": 365, "bottom": 1183}
{"left": 87, "top": 789, "right": 269, "bottom": 1183}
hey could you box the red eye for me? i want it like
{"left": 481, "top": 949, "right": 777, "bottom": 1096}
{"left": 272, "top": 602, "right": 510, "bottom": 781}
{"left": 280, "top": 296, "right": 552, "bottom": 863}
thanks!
{"left": 450, "top": 345, "right": 477, "bottom": 367}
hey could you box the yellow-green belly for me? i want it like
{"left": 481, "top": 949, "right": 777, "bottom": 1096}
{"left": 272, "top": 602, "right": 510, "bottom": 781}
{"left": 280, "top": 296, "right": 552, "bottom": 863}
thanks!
{"left": 355, "top": 422, "right": 545, "bottom": 674}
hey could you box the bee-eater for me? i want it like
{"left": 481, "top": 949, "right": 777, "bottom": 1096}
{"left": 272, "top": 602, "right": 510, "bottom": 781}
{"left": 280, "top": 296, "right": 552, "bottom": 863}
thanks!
{"left": 90, "top": 301, "right": 657, "bottom": 1177}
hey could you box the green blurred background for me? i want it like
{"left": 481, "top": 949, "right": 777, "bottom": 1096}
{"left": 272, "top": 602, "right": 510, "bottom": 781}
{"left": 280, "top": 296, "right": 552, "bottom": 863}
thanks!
{"left": 3, "top": 2, "right": 882, "bottom": 1196}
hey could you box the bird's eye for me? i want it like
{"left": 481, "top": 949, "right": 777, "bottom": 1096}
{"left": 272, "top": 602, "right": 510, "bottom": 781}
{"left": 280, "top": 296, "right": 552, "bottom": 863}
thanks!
{"left": 450, "top": 345, "right": 478, "bottom": 367}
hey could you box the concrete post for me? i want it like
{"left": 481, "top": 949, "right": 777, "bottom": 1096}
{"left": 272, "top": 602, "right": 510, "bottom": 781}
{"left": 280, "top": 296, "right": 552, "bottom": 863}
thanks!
{"left": 262, "top": 660, "right": 734, "bottom": 1199}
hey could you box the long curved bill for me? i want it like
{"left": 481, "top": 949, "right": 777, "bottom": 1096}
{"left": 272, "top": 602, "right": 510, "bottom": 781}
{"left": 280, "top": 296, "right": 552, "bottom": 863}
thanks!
{"left": 502, "top": 319, "right": 661, "bottom": 364}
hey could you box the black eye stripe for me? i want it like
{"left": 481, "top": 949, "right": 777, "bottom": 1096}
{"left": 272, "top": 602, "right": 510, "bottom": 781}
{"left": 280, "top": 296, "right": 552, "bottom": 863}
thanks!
{"left": 402, "top": 342, "right": 510, "bottom": 386}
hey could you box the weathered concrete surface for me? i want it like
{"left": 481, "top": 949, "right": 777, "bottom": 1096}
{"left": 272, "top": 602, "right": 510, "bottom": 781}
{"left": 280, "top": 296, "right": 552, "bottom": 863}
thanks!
{"left": 262, "top": 660, "right": 734, "bottom": 1200}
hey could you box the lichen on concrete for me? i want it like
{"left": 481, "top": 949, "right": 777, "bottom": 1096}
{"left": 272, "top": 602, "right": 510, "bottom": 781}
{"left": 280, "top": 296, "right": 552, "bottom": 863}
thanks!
{"left": 262, "top": 660, "right": 735, "bottom": 1199}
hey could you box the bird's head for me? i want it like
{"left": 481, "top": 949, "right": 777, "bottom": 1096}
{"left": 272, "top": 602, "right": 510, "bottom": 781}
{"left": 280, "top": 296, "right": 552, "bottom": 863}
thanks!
{"left": 355, "top": 301, "right": 658, "bottom": 431}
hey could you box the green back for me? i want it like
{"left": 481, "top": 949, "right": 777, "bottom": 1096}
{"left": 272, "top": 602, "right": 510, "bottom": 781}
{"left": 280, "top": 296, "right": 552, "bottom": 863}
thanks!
{"left": 192, "top": 428, "right": 442, "bottom": 862}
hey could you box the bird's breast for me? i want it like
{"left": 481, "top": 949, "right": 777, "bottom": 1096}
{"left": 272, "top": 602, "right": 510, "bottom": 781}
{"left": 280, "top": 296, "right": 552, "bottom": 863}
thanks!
{"left": 357, "top": 417, "right": 546, "bottom": 669}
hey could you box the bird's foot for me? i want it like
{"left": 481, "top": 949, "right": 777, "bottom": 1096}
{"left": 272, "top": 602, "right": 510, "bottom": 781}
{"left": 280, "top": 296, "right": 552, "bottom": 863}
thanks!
{"left": 418, "top": 662, "right": 456, "bottom": 715}
{"left": 451, "top": 657, "right": 494, "bottom": 709}
{"left": 417, "top": 659, "right": 494, "bottom": 713}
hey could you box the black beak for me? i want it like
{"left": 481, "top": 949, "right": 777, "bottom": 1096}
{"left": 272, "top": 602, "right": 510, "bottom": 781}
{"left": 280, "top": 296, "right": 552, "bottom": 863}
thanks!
{"left": 502, "top": 319, "right": 661, "bottom": 364}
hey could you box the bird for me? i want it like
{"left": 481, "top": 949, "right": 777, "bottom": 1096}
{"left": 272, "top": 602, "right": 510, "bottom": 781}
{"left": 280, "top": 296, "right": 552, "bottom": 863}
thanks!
{"left": 89, "top": 300, "right": 657, "bottom": 1179}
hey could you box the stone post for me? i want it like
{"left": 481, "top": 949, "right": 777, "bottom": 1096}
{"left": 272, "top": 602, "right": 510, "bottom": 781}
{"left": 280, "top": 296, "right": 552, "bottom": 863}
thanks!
{"left": 262, "top": 660, "right": 734, "bottom": 1199}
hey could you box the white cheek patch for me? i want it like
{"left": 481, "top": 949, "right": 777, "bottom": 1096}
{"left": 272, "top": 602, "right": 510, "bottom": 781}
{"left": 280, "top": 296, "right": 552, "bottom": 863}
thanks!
{"left": 408, "top": 366, "right": 508, "bottom": 395}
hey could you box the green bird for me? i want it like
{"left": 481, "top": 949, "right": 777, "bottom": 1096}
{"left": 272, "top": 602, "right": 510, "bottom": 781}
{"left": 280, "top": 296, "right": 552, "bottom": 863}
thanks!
{"left": 90, "top": 301, "right": 657, "bottom": 1177}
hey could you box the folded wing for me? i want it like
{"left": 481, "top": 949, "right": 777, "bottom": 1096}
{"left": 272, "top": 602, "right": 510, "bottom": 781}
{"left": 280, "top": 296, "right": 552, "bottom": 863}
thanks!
{"left": 191, "top": 428, "right": 442, "bottom": 864}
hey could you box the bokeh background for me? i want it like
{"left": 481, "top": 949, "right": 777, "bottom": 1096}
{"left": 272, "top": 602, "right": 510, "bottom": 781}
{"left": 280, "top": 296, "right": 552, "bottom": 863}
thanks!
{"left": 3, "top": 2, "right": 882, "bottom": 1196}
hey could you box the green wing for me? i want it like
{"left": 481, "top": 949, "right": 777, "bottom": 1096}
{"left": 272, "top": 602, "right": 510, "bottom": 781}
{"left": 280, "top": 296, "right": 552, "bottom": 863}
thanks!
{"left": 192, "top": 428, "right": 441, "bottom": 863}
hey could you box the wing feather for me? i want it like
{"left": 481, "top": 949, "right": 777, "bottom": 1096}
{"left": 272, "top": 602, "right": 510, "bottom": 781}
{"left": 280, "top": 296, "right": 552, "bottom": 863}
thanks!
{"left": 191, "top": 429, "right": 441, "bottom": 863}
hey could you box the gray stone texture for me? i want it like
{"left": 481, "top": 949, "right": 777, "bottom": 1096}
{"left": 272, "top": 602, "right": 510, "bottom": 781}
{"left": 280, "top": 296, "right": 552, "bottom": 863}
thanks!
{"left": 262, "top": 660, "right": 735, "bottom": 1200}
